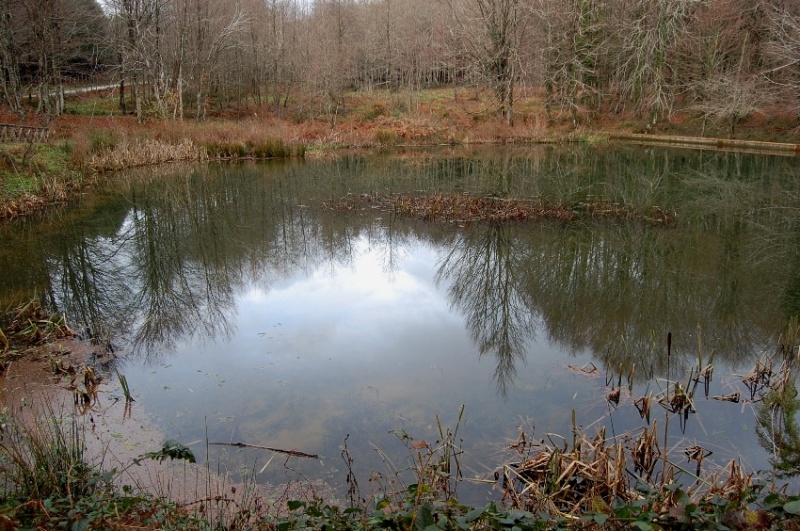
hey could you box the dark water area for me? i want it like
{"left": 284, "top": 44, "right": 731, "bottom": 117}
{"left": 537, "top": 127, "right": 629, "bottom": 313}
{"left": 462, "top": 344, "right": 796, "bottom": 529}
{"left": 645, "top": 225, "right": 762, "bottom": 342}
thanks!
{"left": 2, "top": 144, "right": 800, "bottom": 502}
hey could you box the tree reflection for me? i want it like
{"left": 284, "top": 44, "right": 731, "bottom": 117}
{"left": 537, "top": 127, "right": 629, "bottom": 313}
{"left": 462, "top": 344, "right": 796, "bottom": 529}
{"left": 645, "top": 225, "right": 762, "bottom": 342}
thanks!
{"left": 20, "top": 202, "right": 134, "bottom": 344}
{"left": 436, "top": 223, "right": 533, "bottom": 395}
{"left": 1, "top": 147, "right": 798, "bottom": 388}
{"left": 756, "top": 378, "right": 800, "bottom": 478}
{"left": 124, "top": 190, "right": 237, "bottom": 355}
{"left": 51, "top": 228, "right": 132, "bottom": 344}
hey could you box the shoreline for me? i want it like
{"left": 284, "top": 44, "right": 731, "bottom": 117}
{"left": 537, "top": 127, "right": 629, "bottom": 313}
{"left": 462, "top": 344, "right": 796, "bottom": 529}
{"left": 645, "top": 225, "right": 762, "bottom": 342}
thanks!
{"left": 2, "top": 84, "right": 800, "bottom": 221}
{"left": 2, "top": 129, "right": 799, "bottom": 222}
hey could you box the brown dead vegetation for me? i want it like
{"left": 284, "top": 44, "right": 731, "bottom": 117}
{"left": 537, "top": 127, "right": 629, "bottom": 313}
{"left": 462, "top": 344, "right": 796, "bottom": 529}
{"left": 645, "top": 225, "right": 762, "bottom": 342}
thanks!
{"left": 2, "top": 86, "right": 800, "bottom": 221}
{"left": 323, "top": 193, "right": 677, "bottom": 226}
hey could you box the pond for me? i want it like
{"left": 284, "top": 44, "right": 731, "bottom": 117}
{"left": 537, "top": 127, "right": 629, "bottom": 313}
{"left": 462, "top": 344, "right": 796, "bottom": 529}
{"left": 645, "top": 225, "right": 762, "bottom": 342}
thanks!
{"left": 1, "top": 144, "right": 800, "bottom": 503}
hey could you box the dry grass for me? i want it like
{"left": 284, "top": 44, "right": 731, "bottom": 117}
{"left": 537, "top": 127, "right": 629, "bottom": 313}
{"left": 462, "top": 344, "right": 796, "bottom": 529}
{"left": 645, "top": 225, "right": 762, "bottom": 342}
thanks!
{"left": 502, "top": 427, "right": 631, "bottom": 519}
{"left": 49, "top": 87, "right": 559, "bottom": 156}
{"left": 499, "top": 420, "right": 761, "bottom": 526}
{"left": 88, "top": 138, "right": 206, "bottom": 171}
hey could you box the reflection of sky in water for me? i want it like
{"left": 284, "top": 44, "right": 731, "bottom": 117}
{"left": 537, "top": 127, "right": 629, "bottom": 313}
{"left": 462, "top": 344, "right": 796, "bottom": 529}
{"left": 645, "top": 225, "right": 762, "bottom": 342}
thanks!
{"left": 1, "top": 149, "right": 796, "bottom": 501}
{"left": 122, "top": 233, "right": 772, "bottom": 501}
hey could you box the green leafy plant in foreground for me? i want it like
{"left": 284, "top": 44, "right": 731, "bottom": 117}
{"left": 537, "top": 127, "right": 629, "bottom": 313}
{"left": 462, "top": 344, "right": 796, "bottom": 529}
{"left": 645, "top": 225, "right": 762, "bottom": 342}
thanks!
{"left": 0, "top": 412, "right": 199, "bottom": 530}
{"left": 135, "top": 439, "right": 196, "bottom": 465}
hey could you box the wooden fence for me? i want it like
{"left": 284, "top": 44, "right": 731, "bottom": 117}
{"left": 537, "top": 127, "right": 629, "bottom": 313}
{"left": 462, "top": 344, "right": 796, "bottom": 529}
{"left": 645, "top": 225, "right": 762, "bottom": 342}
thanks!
{"left": 0, "top": 123, "right": 50, "bottom": 143}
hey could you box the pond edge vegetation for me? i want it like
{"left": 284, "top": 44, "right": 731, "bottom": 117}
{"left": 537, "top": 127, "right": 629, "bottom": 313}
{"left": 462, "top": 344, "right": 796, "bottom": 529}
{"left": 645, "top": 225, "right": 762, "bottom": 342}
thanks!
{"left": 3, "top": 88, "right": 800, "bottom": 528}
{"left": 3, "top": 283, "right": 800, "bottom": 529}
{"left": 3, "top": 84, "right": 800, "bottom": 221}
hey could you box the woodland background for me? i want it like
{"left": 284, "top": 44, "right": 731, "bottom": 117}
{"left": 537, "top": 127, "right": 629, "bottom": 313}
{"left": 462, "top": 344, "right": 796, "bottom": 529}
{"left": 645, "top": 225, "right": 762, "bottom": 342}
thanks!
{"left": 1, "top": 0, "right": 800, "bottom": 135}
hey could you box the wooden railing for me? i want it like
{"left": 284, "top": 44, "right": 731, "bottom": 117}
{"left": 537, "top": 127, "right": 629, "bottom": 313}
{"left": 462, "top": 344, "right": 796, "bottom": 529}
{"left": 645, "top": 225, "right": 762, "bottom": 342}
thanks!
{"left": 0, "top": 123, "right": 50, "bottom": 143}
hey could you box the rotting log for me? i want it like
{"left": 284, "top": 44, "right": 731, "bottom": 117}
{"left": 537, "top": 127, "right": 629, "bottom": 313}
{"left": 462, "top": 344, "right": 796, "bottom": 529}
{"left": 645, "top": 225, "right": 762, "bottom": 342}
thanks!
{"left": 609, "top": 132, "right": 800, "bottom": 156}
{"left": 0, "top": 123, "right": 51, "bottom": 143}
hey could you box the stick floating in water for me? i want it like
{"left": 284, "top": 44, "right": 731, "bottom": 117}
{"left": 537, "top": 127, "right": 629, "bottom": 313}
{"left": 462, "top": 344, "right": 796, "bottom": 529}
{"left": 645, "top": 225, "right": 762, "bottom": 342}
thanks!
{"left": 209, "top": 441, "right": 319, "bottom": 459}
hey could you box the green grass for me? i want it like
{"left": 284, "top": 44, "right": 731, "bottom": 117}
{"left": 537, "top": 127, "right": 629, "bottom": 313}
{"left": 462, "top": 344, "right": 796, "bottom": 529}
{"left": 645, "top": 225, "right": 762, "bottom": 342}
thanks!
{"left": 1, "top": 175, "right": 37, "bottom": 197}
{"left": 64, "top": 95, "right": 119, "bottom": 116}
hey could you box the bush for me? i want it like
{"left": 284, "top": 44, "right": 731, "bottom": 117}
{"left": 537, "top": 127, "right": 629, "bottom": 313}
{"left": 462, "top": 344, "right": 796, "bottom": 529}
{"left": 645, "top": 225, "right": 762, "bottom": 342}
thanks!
{"left": 362, "top": 103, "right": 388, "bottom": 122}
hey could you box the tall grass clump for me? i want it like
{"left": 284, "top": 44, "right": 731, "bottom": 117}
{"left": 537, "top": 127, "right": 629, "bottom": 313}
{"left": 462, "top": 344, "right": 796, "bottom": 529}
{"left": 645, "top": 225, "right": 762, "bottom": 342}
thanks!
{"left": 203, "top": 137, "right": 301, "bottom": 159}
{"left": 89, "top": 130, "right": 117, "bottom": 154}
{"left": 250, "top": 138, "right": 292, "bottom": 158}
{"left": 0, "top": 410, "right": 200, "bottom": 529}
{"left": 374, "top": 129, "right": 398, "bottom": 146}
{"left": 204, "top": 141, "right": 249, "bottom": 159}
{"left": 89, "top": 138, "right": 206, "bottom": 171}
{"left": 0, "top": 408, "right": 95, "bottom": 505}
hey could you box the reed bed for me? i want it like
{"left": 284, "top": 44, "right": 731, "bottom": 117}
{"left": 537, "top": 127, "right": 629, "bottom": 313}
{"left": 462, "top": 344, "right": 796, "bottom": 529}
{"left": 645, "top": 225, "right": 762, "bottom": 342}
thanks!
{"left": 89, "top": 138, "right": 206, "bottom": 171}
{"left": 499, "top": 419, "right": 778, "bottom": 528}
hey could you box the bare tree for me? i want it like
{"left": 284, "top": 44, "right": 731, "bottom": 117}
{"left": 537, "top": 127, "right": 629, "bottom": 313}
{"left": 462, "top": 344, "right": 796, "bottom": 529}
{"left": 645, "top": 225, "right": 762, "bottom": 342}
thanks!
{"left": 302, "top": 0, "right": 362, "bottom": 125}
{"left": 0, "top": 4, "right": 23, "bottom": 116}
{"left": 679, "top": 0, "right": 769, "bottom": 136}
{"left": 187, "top": 0, "right": 246, "bottom": 119}
{"left": 108, "top": 0, "right": 154, "bottom": 119}
{"left": 20, "top": 0, "right": 70, "bottom": 118}
{"left": 445, "top": 0, "right": 522, "bottom": 125}
{"left": 767, "top": 2, "right": 800, "bottom": 116}
{"left": 535, "top": 0, "right": 605, "bottom": 127}
{"left": 611, "top": 0, "right": 695, "bottom": 127}
{"left": 692, "top": 76, "right": 762, "bottom": 136}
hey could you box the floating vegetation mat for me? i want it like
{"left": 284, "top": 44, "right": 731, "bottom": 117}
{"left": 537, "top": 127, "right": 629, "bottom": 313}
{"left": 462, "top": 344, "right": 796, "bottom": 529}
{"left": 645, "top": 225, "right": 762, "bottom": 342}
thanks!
{"left": 322, "top": 193, "right": 677, "bottom": 225}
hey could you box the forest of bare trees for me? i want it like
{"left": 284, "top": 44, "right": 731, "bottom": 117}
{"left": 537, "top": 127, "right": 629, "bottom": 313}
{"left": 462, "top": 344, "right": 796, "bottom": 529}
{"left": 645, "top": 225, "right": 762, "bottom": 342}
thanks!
{"left": 1, "top": 0, "right": 800, "bottom": 129}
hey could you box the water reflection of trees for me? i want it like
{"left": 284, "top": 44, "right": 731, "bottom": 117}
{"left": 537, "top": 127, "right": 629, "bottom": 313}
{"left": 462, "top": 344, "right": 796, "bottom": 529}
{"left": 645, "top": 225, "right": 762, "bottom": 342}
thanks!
{"left": 124, "top": 187, "right": 238, "bottom": 353}
{"left": 436, "top": 223, "right": 532, "bottom": 395}
{"left": 522, "top": 221, "right": 780, "bottom": 376}
{"left": 1, "top": 147, "right": 798, "bottom": 385}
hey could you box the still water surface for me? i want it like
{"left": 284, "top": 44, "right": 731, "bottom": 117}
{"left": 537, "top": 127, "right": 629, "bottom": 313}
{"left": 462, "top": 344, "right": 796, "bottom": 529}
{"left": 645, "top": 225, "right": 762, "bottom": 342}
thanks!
{"left": 2, "top": 145, "right": 800, "bottom": 500}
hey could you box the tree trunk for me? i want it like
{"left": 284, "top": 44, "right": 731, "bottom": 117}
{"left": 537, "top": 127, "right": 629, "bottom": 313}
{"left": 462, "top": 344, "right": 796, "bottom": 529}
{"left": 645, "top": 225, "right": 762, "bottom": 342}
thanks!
{"left": 119, "top": 77, "right": 127, "bottom": 114}
{"left": 0, "top": 12, "right": 23, "bottom": 116}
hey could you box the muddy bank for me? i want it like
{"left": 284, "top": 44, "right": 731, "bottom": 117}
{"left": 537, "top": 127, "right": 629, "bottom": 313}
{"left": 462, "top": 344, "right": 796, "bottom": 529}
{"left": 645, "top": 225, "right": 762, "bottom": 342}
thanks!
{"left": 0, "top": 319, "right": 328, "bottom": 511}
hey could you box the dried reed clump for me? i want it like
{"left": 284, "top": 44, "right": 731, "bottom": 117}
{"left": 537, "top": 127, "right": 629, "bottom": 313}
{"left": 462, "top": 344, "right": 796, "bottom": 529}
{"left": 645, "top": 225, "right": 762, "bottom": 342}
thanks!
{"left": 89, "top": 138, "right": 206, "bottom": 171}
{"left": 0, "top": 194, "right": 48, "bottom": 220}
{"left": 1, "top": 300, "right": 75, "bottom": 352}
{"left": 502, "top": 426, "right": 633, "bottom": 519}
{"left": 202, "top": 137, "right": 300, "bottom": 159}
{"left": 501, "top": 422, "right": 760, "bottom": 526}
{"left": 322, "top": 193, "right": 677, "bottom": 226}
